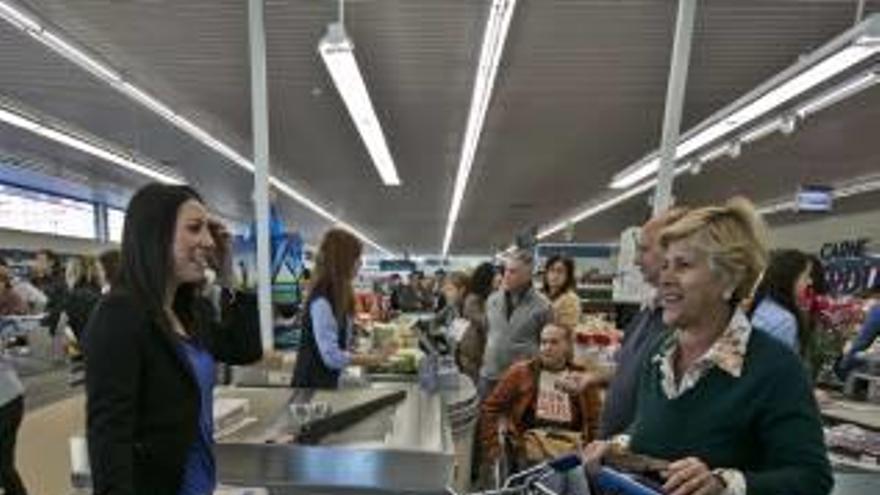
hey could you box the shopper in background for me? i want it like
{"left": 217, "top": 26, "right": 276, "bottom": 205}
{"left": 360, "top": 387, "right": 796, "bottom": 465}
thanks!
{"left": 388, "top": 273, "right": 403, "bottom": 311}
{"left": 0, "top": 257, "right": 26, "bottom": 316}
{"left": 542, "top": 255, "right": 581, "bottom": 328}
{"left": 457, "top": 263, "right": 495, "bottom": 384}
{"left": 433, "top": 271, "right": 468, "bottom": 330}
{"left": 64, "top": 256, "right": 104, "bottom": 343}
{"left": 395, "top": 272, "right": 424, "bottom": 312}
{"left": 1, "top": 258, "right": 45, "bottom": 315}
{"left": 479, "top": 250, "right": 552, "bottom": 399}
{"left": 85, "top": 183, "right": 263, "bottom": 495}
{"left": 599, "top": 207, "right": 688, "bottom": 438}
{"left": 98, "top": 249, "right": 121, "bottom": 294}
{"left": 480, "top": 323, "right": 600, "bottom": 493}
{"left": 434, "top": 269, "right": 448, "bottom": 311}
{"left": 418, "top": 273, "right": 436, "bottom": 311}
{"left": 491, "top": 266, "right": 504, "bottom": 292}
{"left": 0, "top": 264, "right": 28, "bottom": 495}
{"left": 31, "top": 249, "right": 67, "bottom": 335}
{"left": 584, "top": 198, "right": 832, "bottom": 495}
{"left": 291, "top": 229, "right": 393, "bottom": 389}
{"left": 835, "top": 290, "right": 880, "bottom": 380}
{"left": 748, "top": 249, "right": 812, "bottom": 354}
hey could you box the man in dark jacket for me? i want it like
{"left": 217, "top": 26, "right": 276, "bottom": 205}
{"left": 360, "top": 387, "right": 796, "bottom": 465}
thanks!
{"left": 599, "top": 208, "right": 688, "bottom": 438}
{"left": 31, "top": 250, "right": 67, "bottom": 336}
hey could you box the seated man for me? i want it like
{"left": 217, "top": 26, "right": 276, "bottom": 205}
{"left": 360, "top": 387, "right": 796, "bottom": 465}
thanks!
{"left": 480, "top": 323, "right": 601, "bottom": 490}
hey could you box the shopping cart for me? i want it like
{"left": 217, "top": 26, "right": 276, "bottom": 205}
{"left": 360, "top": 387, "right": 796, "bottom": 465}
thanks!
{"left": 445, "top": 454, "right": 664, "bottom": 495}
{"left": 446, "top": 454, "right": 582, "bottom": 495}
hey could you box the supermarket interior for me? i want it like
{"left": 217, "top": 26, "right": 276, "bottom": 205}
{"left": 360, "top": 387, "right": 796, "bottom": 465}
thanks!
{"left": 2, "top": 1, "right": 880, "bottom": 495}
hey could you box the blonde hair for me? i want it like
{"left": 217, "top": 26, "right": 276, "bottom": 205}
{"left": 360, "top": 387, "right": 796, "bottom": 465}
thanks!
{"left": 66, "top": 256, "right": 103, "bottom": 290}
{"left": 659, "top": 197, "right": 769, "bottom": 303}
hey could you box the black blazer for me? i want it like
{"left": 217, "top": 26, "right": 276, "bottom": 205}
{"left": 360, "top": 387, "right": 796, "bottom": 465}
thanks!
{"left": 84, "top": 289, "right": 262, "bottom": 495}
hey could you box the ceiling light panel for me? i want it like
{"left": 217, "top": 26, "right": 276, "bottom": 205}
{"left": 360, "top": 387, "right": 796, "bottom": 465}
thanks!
{"left": 319, "top": 23, "right": 400, "bottom": 186}
{"left": 0, "top": 0, "right": 394, "bottom": 254}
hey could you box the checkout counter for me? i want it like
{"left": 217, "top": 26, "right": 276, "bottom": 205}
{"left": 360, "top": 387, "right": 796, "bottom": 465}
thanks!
{"left": 212, "top": 376, "right": 476, "bottom": 494}
{"left": 65, "top": 312, "right": 478, "bottom": 495}
{"left": 212, "top": 313, "right": 478, "bottom": 494}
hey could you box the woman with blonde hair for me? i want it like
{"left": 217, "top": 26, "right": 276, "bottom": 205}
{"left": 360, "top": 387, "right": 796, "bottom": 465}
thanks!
{"left": 585, "top": 198, "right": 832, "bottom": 495}
{"left": 64, "top": 256, "right": 104, "bottom": 343}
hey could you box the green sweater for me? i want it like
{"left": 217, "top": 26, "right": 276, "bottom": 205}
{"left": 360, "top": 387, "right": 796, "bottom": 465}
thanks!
{"left": 630, "top": 330, "right": 832, "bottom": 495}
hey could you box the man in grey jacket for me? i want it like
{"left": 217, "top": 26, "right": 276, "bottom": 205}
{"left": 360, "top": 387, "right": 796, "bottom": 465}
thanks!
{"left": 479, "top": 250, "right": 551, "bottom": 399}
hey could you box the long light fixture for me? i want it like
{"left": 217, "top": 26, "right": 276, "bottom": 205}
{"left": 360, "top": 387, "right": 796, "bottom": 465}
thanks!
{"left": 758, "top": 174, "right": 880, "bottom": 216}
{"left": 319, "top": 22, "right": 400, "bottom": 186}
{"left": 0, "top": 105, "right": 181, "bottom": 184}
{"left": 441, "top": 0, "right": 518, "bottom": 257}
{"left": 611, "top": 15, "right": 880, "bottom": 190}
{"left": 796, "top": 66, "right": 880, "bottom": 118}
{"left": 0, "top": 0, "right": 394, "bottom": 255}
{"left": 537, "top": 163, "right": 693, "bottom": 241}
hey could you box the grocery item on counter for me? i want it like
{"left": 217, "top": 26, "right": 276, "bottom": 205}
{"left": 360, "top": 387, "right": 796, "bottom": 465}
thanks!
{"left": 368, "top": 348, "right": 422, "bottom": 375}
{"left": 214, "top": 397, "right": 252, "bottom": 437}
{"left": 825, "top": 423, "right": 880, "bottom": 466}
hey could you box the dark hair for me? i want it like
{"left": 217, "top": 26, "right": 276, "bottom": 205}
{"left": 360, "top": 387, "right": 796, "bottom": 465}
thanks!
{"left": 0, "top": 256, "right": 9, "bottom": 289}
{"left": 807, "top": 255, "right": 829, "bottom": 296}
{"left": 118, "top": 183, "right": 204, "bottom": 334}
{"left": 312, "top": 228, "right": 362, "bottom": 322}
{"left": 470, "top": 263, "right": 496, "bottom": 300}
{"left": 98, "top": 249, "right": 121, "bottom": 289}
{"left": 543, "top": 255, "right": 576, "bottom": 300}
{"left": 749, "top": 249, "right": 811, "bottom": 352}
{"left": 37, "top": 249, "right": 58, "bottom": 264}
{"left": 36, "top": 249, "right": 63, "bottom": 277}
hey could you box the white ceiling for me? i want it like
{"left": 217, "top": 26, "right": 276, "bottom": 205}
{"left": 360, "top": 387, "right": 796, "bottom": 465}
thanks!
{"left": 1, "top": 0, "right": 879, "bottom": 254}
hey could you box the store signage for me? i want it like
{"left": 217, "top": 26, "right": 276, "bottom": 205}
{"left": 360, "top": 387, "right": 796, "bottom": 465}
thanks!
{"left": 796, "top": 185, "right": 833, "bottom": 213}
{"left": 379, "top": 259, "right": 417, "bottom": 272}
{"left": 820, "top": 238, "right": 870, "bottom": 261}
{"left": 536, "top": 243, "right": 614, "bottom": 259}
{"left": 818, "top": 238, "right": 879, "bottom": 295}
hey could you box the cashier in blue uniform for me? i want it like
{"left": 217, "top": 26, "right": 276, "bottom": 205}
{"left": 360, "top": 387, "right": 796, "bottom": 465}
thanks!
{"left": 291, "top": 228, "right": 393, "bottom": 389}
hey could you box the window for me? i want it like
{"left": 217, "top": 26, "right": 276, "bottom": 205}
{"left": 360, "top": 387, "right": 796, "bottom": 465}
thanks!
{"left": 0, "top": 184, "right": 96, "bottom": 239}
{"left": 107, "top": 207, "right": 126, "bottom": 243}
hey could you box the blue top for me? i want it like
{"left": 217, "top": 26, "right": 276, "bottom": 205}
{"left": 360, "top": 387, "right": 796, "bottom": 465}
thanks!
{"left": 751, "top": 296, "right": 799, "bottom": 352}
{"left": 837, "top": 303, "right": 880, "bottom": 379}
{"left": 178, "top": 339, "right": 216, "bottom": 495}
{"left": 311, "top": 297, "right": 352, "bottom": 370}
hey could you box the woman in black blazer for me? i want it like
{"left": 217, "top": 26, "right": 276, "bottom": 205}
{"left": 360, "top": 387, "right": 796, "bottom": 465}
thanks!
{"left": 84, "top": 184, "right": 262, "bottom": 495}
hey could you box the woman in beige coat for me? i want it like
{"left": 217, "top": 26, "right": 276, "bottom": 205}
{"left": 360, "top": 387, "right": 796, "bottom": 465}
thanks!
{"left": 543, "top": 255, "right": 581, "bottom": 328}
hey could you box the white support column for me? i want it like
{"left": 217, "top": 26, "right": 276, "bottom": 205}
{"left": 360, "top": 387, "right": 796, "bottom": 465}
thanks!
{"left": 249, "top": 0, "right": 274, "bottom": 351}
{"left": 653, "top": 0, "right": 698, "bottom": 215}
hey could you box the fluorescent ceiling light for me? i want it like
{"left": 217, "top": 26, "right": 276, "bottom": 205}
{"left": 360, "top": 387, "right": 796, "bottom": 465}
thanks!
{"left": 442, "top": 0, "right": 518, "bottom": 256}
{"left": 37, "top": 31, "right": 122, "bottom": 83}
{"left": 796, "top": 68, "right": 879, "bottom": 118}
{"left": 0, "top": 0, "right": 394, "bottom": 254}
{"left": 0, "top": 105, "right": 181, "bottom": 184}
{"left": 538, "top": 179, "right": 658, "bottom": 240}
{"left": 759, "top": 174, "right": 880, "bottom": 216}
{"left": 698, "top": 143, "right": 730, "bottom": 164}
{"left": 611, "top": 18, "right": 880, "bottom": 190}
{"left": 741, "top": 118, "right": 783, "bottom": 144}
{"left": 539, "top": 163, "right": 691, "bottom": 240}
{"left": 319, "top": 22, "right": 400, "bottom": 186}
{"left": 0, "top": 2, "right": 39, "bottom": 31}
{"left": 0, "top": 107, "right": 40, "bottom": 131}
